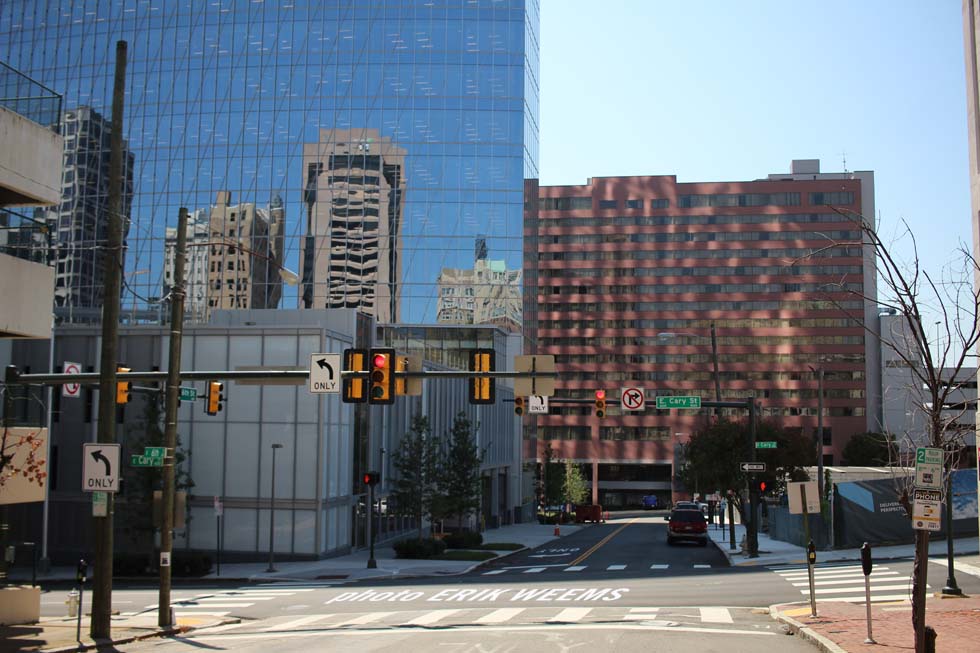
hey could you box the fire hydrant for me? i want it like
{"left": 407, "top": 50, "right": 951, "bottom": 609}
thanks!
{"left": 66, "top": 589, "right": 80, "bottom": 617}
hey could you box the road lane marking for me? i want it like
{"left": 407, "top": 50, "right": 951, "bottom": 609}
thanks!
{"left": 699, "top": 607, "right": 733, "bottom": 624}
{"left": 650, "top": 564, "right": 669, "bottom": 570}
{"left": 569, "top": 519, "right": 636, "bottom": 567}
{"left": 607, "top": 564, "right": 627, "bottom": 570}
{"left": 482, "top": 569, "right": 507, "bottom": 575}
{"left": 564, "top": 566, "right": 586, "bottom": 572}
{"left": 475, "top": 608, "right": 524, "bottom": 624}
{"left": 524, "top": 567, "right": 546, "bottom": 573}
{"left": 260, "top": 615, "right": 333, "bottom": 631}
{"left": 693, "top": 564, "right": 711, "bottom": 569}
{"left": 547, "top": 607, "right": 592, "bottom": 623}
{"left": 625, "top": 607, "right": 660, "bottom": 621}
{"left": 405, "top": 609, "right": 462, "bottom": 626}
{"left": 332, "top": 611, "right": 395, "bottom": 626}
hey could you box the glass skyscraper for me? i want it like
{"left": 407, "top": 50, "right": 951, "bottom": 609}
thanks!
{"left": 0, "top": 0, "right": 540, "bottom": 325}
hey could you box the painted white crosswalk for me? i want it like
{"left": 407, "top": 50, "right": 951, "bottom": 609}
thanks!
{"left": 769, "top": 564, "right": 926, "bottom": 603}
{"left": 482, "top": 562, "right": 714, "bottom": 576}
{"left": 127, "top": 584, "right": 319, "bottom": 617}
{"left": 194, "top": 606, "right": 741, "bottom": 633}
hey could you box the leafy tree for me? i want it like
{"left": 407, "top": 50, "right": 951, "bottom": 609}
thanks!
{"left": 537, "top": 441, "right": 564, "bottom": 507}
{"left": 562, "top": 461, "right": 589, "bottom": 506}
{"left": 117, "top": 394, "right": 194, "bottom": 554}
{"left": 842, "top": 431, "right": 897, "bottom": 466}
{"left": 390, "top": 414, "right": 439, "bottom": 539}
{"left": 0, "top": 424, "right": 46, "bottom": 492}
{"left": 678, "top": 417, "right": 811, "bottom": 511}
{"left": 435, "top": 411, "right": 483, "bottom": 531}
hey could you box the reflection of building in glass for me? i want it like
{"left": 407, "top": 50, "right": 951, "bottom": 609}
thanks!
{"left": 164, "top": 191, "right": 285, "bottom": 322}
{"left": 49, "top": 106, "right": 133, "bottom": 322}
{"left": 0, "top": 3, "right": 539, "bottom": 326}
{"left": 302, "top": 130, "right": 405, "bottom": 323}
{"left": 437, "top": 238, "right": 522, "bottom": 333}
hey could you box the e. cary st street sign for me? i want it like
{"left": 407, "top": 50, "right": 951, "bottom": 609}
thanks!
{"left": 655, "top": 395, "right": 701, "bottom": 409}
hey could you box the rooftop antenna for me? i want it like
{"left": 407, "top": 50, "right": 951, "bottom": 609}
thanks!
{"left": 840, "top": 150, "right": 849, "bottom": 173}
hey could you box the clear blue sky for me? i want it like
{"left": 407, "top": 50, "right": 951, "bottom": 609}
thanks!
{"left": 540, "top": 1, "right": 971, "bottom": 336}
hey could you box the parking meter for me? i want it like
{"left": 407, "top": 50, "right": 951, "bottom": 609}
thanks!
{"left": 861, "top": 542, "right": 872, "bottom": 576}
{"left": 76, "top": 559, "right": 87, "bottom": 584}
{"left": 807, "top": 540, "right": 816, "bottom": 565}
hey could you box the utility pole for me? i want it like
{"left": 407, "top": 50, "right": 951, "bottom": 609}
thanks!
{"left": 747, "top": 397, "right": 759, "bottom": 558}
{"left": 816, "top": 367, "right": 824, "bottom": 501}
{"left": 158, "top": 208, "right": 188, "bottom": 627}
{"left": 90, "top": 40, "right": 127, "bottom": 640}
{"left": 709, "top": 322, "right": 721, "bottom": 417}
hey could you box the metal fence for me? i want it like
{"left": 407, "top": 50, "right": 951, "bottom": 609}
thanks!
{"left": 0, "top": 60, "right": 62, "bottom": 131}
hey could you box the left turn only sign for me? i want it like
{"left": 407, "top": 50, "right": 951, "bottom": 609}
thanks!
{"left": 82, "top": 443, "right": 121, "bottom": 493}
{"left": 310, "top": 353, "right": 341, "bottom": 394}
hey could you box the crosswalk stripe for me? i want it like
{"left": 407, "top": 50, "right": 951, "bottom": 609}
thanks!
{"left": 332, "top": 611, "right": 395, "bottom": 627}
{"left": 260, "top": 615, "right": 333, "bottom": 631}
{"left": 405, "top": 609, "right": 462, "bottom": 626}
{"left": 482, "top": 569, "right": 507, "bottom": 575}
{"left": 780, "top": 571, "right": 890, "bottom": 581}
{"left": 196, "top": 597, "right": 275, "bottom": 602}
{"left": 173, "top": 610, "right": 230, "bottom": 616}
{"left": 834, "top": 593, "right": 910, "bottom": 603}
{"left": 699, "top": 607, "right": 733, "bottom": 624}
{"left": 791, "top": 574, "right": 900, "bottom": 587}
{"left": 807, "top": 583, "right": 911, "bottom": 595}
{"left": 564, "top": 565, "right": 586, "bottom": 572}
{"left": 195, "top": 622, "right": 250, "bottom": 633}
{"left": 524, "top": 567, "right": 546, "bottom": 573}
{"left": 547, "top": 607, "right": 592, "bottom": 623}
{"left": 174, "top": 603, "right": 258, "bottom": 608}
{"left": 607, "top": 564, "right": 627, "bottom": 570}
{"left": 476, "top": 608, "right": 524, "bottom": 624}
{"left": 624, "top": 607, "right": 659, "bottom": 621}
{"left": 650, "top": 564, "right": 669, "bottom": 570}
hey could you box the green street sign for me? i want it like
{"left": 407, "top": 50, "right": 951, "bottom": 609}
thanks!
{"left": 131, "top": 454, "right": 164, "bottom": 467}
{"left": 755, "top": 441, "right": 778, "bottom": 449}
{"left": 179, "top": 387, "right": 197, "bottom": 402}
{"left": 655, "top": 396, "right": 702, "bottom": 409}
{"left": 144, "top": 446, "right": 167, "bottom": 459}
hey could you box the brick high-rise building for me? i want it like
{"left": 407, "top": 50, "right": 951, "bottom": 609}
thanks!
{"left": 530, "top": 160, "right": 879, "bottom": 506}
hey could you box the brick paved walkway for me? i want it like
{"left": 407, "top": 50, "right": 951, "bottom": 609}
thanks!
{"left": 772, "top": 596, "right": 980, "bottom": 653}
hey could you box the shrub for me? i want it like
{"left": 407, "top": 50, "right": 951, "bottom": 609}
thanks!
{"left": 443, "top": 531, "right": 483, "bottom": 549}
{"left": 393, "top": 537, "right": 447, "bottom": 559}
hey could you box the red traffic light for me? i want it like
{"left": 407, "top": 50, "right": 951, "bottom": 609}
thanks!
{"left": 595, "top": 389, "right": 606, "bottom": 400}
{"left": 373, "top": 353, "right": 387, "bottom": 368}
{"left": 758, "top": 481, "right": 767, "bottom": 493}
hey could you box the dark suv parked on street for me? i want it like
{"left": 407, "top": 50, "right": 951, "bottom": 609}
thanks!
{"left": 665, "top": 508, "right": 708, "bottom": 546}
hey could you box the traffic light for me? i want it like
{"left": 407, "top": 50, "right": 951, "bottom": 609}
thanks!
{"left": 514, "top": 396, "right": 526, "bottom": 416}
{"left": 115, "top": 366, "right": 132, "bottom": 404}
{"left": 342, "top": 348, "right": 368, "bottom": 403}
{"left": 369, "top": 348, "right": 395, "bottom": 404}
{"left": 468, "top": 348, "right": 496, "bottom": 404}
{"left": 395, "top": 355, "right": 408, "bottom": 396}
{"left": 206, "top": 380, "right": 224, "bottom": 415}
{"left": 754, "top": 479, "right": 768, "bottom": 494}
{"left": 594, "top": 389, "right": 607, "bottom": 418}
{"left": 363, "top": 471, "right": 380, "bottom": 487}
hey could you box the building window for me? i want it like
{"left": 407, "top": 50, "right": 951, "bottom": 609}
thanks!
{"left": 625, "top": 199, "right": 643, "bottom": 209}
{"left": 598, "top": 199, "right": 618, "bottom": 209}
{"left": 539, "top": 196, "right": 592, "bottom": 210}
{"left": 810, "top": 191, "right": 854, "bottom": 206}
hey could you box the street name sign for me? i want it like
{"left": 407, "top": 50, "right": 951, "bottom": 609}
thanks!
{"left": 620, "top": 387, "right": 645, "bottom": 411}
{"left": 755, "top": 441, "right": 777, "bottom": 449}
{"left": 528, "top": 395, "right": 549, "bottom": 414}
{"left": 179, "top": 387, "right": 197, "bottom": 401}
{"left": 131, "top": 454, "right": 164, "bottom": 467}
{"left": 655, "top": 395, "right": 701, "bottom": 409}
{"left": 739, "top": 462, "right": 766, "bottom": 472}
{"left": 62, "top": 361, "right": 81, "bottom": 398}
{"left": 912, "top": 488, "right": 942, "bottom": 531}
{"left": 82, "top": 443, "right": 121, "bottom": 493}
{"left": 309, "top": 353, "right": 341, "bottom": 394}
{"left": 144, "top": 446, "right": 167, "bottom": 459}
{"left": 914, "top": 447, "right": 943, "bottom": 490}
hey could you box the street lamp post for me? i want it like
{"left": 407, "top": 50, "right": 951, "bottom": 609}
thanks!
{"left": 657, "top": 323, "right": 722, "bottom": 411}
{"left": 941, "top": 447, "right": 962, "bottom": 595}
{"left": 808, "top": 366, "right": 825, "bottom": 501}
{"left": 267, "top": 443, "right": 284, "bottom": 573}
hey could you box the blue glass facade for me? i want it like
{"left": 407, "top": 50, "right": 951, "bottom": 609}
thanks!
{"left": 0, "top": 0, "right": 539, "bottom": 324}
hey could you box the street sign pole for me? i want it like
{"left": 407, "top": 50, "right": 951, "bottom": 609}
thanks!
{"left": 747, "top": 397, "right": 759, "bottom": 558}
{"left": 158, "top": 207, "right": 188, "bottom": 628}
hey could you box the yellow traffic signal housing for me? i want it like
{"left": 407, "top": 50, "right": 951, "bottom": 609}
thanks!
{"left": 206, "top": 380, "right": 224, "bottom": 415}
{"left": 369, "top": 348, "right": 395, "bottom": 404}
{"left": 594, "top": 389, "right": 607, "bottom": 418}
{"left": 342, "top": 348, "right": 368, "bottom": 403}
{"left": 394, "top": 355, "right": 423, "bottom": 396}
{"left": 514, "top": 396, "right": 526, "bottom": 416}
{"left": 116, "top": 366, "right": 132, "bottom": 404}
{"left": 468, "top": 348, "right": 495, "bottom": 404}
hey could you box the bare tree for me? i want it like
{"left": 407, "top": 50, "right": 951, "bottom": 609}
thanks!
{"left": 803, "top": 206, "right": 980, "bottom": 653}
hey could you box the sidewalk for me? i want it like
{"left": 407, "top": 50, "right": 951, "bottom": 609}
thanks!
{"left": 704, "top": 520, "right": 980, "bottom": 652}
{"left": 1, "top": 521, "right": 582, "bottom": 652}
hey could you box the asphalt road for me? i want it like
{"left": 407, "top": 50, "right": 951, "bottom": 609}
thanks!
{"left": 34, "top": 512, "right": 980, "bottom": 652}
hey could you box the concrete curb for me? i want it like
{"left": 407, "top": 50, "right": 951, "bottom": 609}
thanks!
{"left": 39, "top": 617, "right": 240, "bottom": 653}
{"left": 768, "top": 603, "right": 848, "bottom": 653}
